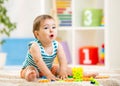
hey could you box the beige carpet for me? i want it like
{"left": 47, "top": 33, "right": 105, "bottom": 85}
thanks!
{"left": 0, "top": 66, "right": 120, "bottom": 86}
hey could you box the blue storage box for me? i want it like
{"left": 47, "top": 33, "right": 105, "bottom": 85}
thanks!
{"left": 1, "top": 38, "right": 34, "bottom": 65}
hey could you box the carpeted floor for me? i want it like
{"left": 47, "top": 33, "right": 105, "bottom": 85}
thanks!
{"left": 0, "top": 66, "right": 120, "bottom": 86}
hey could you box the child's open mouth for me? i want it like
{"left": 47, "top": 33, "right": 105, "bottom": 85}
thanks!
{"left": 50, "top": 34, "right": 54, "bottom": 38}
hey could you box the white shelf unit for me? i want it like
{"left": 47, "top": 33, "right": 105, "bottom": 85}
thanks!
{"left": 43, "top": 0, "right": 105, "bottom": 67}
{"left": 73, "top": 0, "right": 105, "bottom": 66}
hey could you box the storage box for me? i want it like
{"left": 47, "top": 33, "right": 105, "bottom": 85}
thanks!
{"left": 82, "top": 8, "right": 103, "bottom": 26}
{"left": 79, "top": 46, "right": 99, "bottom": 65}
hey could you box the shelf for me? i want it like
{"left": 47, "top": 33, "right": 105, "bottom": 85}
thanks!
{"left": 58, "top": 27, "right": 73, "bottom": 31}
{"left": 58, "top": 27, "right": 105, "bottom": 31}
{"left": 75, "top": 27, "right": 105, "bottom": 30}
{"left": 44, "top": 0, "right": 105, "bottom": 66}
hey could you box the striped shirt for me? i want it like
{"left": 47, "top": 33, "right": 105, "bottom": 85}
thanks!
{"left": 22, "top": 39, "right": 58, "bottom": 72}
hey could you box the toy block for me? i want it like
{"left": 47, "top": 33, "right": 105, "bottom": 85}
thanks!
{"left": 72, "top": 67, "right": 83, "bottom": 81}
{"left": 79, "top": 46, "right": 99, "bottom": 65}
{"left": 38, "top": 79, "right": 50, "bottom": 83}
{"left": 82, "top": 8, "right": 103, "bottom": 26}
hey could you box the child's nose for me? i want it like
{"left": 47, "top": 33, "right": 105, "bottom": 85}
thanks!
{"left": 50, "top": 28, "right": 53, "bottom": 32}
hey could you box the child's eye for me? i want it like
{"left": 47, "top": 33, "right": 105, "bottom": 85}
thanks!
{"left": 52, "top": 27, "right": 56, "bottom": 29}
{"left": 44, "top": 27, "right": 48, "bottom": 29}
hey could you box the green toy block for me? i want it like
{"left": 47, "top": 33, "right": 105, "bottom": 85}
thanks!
{"left": 68, "top": 76, "right": 73, "bottom": 78}
{"left": 90, "top": 77, "right": 100, "bottom": 86}
{"left": 82, "top": 8, "right": 103, "bottom": 26}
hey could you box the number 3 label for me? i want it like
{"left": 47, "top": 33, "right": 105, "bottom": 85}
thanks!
{"left": 84, "top": 10, "right": 92, "bottom": 26}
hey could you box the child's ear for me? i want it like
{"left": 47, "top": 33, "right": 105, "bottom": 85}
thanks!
{"left": 34, "top": 31, "right": 39, "bottom": 37}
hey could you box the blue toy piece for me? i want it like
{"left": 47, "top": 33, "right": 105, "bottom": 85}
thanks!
{"left": 41, "top": 76, "right": 47, "bottom": 79}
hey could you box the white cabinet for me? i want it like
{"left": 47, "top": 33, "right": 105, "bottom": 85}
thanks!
{"left": 43, "top": 0, "right": 105, "bottom": 67}
{"left": 72, "top": 0, "right": 105, "bottom": 65}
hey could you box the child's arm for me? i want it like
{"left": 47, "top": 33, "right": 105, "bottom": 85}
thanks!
{"left": 57, "top": 42, "right": 68, "bottom": 79}
{"left": 29, "top": 42, "right": 57, "bottom": 80}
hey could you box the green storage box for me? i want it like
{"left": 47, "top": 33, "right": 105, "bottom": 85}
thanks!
{"left": 82, "top": 8, "right": 103, "bottom": 26}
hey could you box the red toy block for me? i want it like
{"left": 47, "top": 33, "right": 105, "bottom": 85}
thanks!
{"left": 79, "top": 46, "right": 99, "bottom": 65}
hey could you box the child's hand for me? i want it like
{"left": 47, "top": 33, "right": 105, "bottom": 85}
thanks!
{"left": 46, "top": 73, "right": 58, "bottom": 81}
{"left": 58, "top": 68, "right": 68, "bottom": 79}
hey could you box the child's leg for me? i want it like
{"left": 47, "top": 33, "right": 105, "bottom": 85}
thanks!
{"left": 20, "top": 66, "right": 39, "bottom": 81}
{"left": 51, "top": 64, "right": 72, "bottom": 76}
{"left": 51, "top": 64, "right": 59, "bottom": 76}
{"left": 38, "top": 65, "right": 59, "bottom": 77}
{"left": 83, "top": 71, "right": 99, "bottom": 78}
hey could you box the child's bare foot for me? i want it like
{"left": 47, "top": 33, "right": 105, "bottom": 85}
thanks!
{"left": 25, "top": 70, "right": 37, "bottom": 81}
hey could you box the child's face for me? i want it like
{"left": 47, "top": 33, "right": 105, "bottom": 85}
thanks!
{"left": 35, "top": 19, "right": 57, "bottom": 43}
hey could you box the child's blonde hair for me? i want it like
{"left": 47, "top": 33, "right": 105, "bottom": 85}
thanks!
{"left": 33, "top": 15, "right": 54, "bottom": 37}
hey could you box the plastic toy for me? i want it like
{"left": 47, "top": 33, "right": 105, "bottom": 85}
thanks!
{"left": 90, "top": 77, "right": 99, "bottom": 86}
{"left": 72, "top": 67, "right": 83, "bottom": 81}
{"left": 64, "top": 78, "right": 74, "bottom": 82}
{"left": 99, "top": 43, "right": 105, "bottom": 64}
{"left": 83, "top": 77, "right": 91, "bottom": 81}
{"left": 95, "top": 75, "right": 109, "bottom": 79}
{"left": 38, "top": 79, "right": 50, "bottom": 83}
{"left": 38, "top": 66, "right": 109, "bottom": 84}
{"left": 100, "top": 16, "right": 104, "bottom": 26}
{"left": 55, "top": 0, "right": 72, "bottom": 26}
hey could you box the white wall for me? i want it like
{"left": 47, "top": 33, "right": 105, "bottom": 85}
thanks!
{"left": 106, "top": 0, "right": 120, "bottom": 69}
{"left": 5, "top": 0, "right": 45, "bottom": 38}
